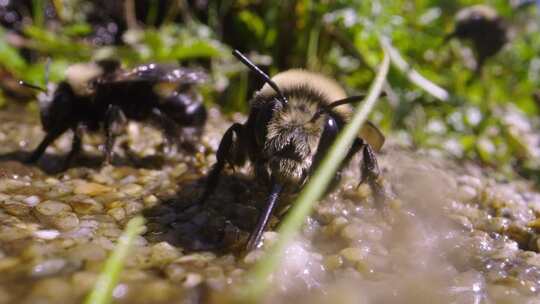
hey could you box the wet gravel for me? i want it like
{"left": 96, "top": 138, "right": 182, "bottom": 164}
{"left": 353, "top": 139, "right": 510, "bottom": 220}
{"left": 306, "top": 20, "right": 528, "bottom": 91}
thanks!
{"left": 0, "top": 106, "right": 540, "bottom": 303}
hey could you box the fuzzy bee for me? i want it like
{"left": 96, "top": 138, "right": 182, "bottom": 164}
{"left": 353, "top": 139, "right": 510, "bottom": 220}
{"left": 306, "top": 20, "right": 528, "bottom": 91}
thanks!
{"left": 199, "top": 50, "right": 386, "bottom": 250}
{"left": 445, "top": 5, "right": 508, "bottom": 73}
{"left": 19, "top": 60, "right": 207, "bottom": 169}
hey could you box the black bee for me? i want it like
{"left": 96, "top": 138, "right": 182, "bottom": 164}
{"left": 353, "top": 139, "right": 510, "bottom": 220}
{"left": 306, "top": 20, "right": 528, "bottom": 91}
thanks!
{"left": 19, "top": 60, "right": 207, "bottom": 168}
{"left": 445, "top": 5, "right": 508, "bottom": 73}
{"left": 199, "top": 50, "right": 386, "bottom": 250}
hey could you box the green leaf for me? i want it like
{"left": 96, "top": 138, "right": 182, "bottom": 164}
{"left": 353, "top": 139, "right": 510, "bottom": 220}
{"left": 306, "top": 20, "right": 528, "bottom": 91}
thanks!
{"left": 0, "top": 29, "right": 27, "bottom": 74}
{"left": 84, "top": 216, "right": 145, "bottom": 304}
{"left": 170, "top": 41, "right": 223, "bottom": 60}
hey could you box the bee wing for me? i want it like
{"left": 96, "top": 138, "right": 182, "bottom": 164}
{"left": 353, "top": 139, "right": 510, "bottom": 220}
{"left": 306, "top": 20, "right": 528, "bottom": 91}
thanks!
{"left": 117, "top": 64, "right": 208, "bottom": 85}
{"left": 359, "top": 121, "right": 385, "bottom": 152}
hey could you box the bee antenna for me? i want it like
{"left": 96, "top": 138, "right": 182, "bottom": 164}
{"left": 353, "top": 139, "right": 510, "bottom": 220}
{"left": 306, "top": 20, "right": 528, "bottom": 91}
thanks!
{"left": 325, "top": 95, "right": 366, "bottom": 111}
{"left": 311, "top": 93, "right": 386, "bottom": 122}
{"left": 18, "top": 80, "right": 46, "bottom": 92}
{"left": 232, "top": 50, "right": 288, "bottom": 105}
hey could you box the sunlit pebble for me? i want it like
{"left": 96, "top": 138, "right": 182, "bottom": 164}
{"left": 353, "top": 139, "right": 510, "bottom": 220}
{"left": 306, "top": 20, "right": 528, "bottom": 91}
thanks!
{"left": 31, "top": 259, "right": 66, "bottom": 277}
{"left": 33, "top": 230, "right": 60, "bottom": 240}
{"left": 113, "top": 284, "right": 128, "bottom": 299}
{"left": 23, "top": 196, "right": 40, "bottom": 207}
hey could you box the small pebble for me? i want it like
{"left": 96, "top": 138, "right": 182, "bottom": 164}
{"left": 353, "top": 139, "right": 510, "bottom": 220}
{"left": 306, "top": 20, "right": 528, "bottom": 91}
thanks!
{"left": 324, "top": 254, "right": 344, "bottom": 271}
{"left": 2, "top": 201, "right": 30, "bottom": 216}
{"left": 35, "top": 201, "right": 71, "bottom": 216}
{"left": 71, "top": 200, "right": 103, "bottom": 214}
{"left": 150, "top": 242, "right": 180, "bottom": 265}
{"left": 23, "top": 195, "right": 40, "bottom": 206}
{"left": 108, "top": 207, "right": 126, "bottom": 222}
{"left": 183, "top": 273, "right": 203, "bottom": 288}
{"left": 30, "top": 278, "right": 72, "bottom": 301}
{"left": 33, "top": 229, "right": 60, "bottom": 240}
{"left": 121, "top": 184, "right": 143, "bottom": 196}
{"left": 52, "top": 212, "right": 80, "bottom": 231}
{"left": 0, "top": 257, "right": 19, "bottom": 271}
{"left": 30, "top": 259, "right": 66, "bottom": 277}
{"left": 143, "top": 195, "right": 158, "bottom": 207}
{"left": 165, "top": 264, "right": 187, "bottom": 282}
{"left": 340, "top": 247, "right": 366, "bottom": 264}
{"left": 74, "top": 182, "right": 113, "bottom": 196}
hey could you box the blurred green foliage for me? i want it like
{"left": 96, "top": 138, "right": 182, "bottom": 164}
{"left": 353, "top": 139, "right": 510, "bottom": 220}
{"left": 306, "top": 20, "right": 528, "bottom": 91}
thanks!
{"left": 0, "top": 0, "right": 539, "bottom": 177}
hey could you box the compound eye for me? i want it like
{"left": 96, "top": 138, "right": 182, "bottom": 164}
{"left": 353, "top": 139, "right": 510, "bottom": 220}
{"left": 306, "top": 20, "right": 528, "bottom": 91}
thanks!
{"left": 323, "top": 116, "right": 339, "bottom": 138}
{"left": 315, "top": 115, "right": 339, "bottom": 154}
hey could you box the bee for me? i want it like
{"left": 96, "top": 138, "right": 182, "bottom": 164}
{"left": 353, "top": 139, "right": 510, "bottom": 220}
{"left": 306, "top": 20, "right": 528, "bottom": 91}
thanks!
{"left": 199, "top": 50, "right": 386, "bottom": 250}
{"left": 19, "top": 60, "right": 207, "bottom": 169}
{"left": 445, "top": 5, "right": 508, "bottom": 73}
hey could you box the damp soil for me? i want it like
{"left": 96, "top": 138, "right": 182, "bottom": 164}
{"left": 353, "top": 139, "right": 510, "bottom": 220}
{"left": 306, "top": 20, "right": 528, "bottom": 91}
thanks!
{"left": 0, "top": 105, "right": 539, "bottom": 303}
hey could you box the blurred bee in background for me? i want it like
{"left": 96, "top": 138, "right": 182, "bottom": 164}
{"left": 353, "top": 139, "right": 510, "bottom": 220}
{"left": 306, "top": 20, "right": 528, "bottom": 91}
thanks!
{"left": 199, "top": 50, "right": 386, "bottom": 250}
{"left": 19, "top": 60, "right": 207, "bottom": 169}
{"left": 445, "top": 5, "right": 508, "bottom": 74}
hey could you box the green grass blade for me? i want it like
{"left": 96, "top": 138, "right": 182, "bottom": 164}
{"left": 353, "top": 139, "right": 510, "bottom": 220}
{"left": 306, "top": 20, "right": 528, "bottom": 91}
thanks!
{"left": 379, "top": 36, "right": 449, "bottom": 102}
{"left": 84, "top": 216, "right": 145, "bottom": 304}
{"left": 240, "top": 50, "right": 390, "bottom": 302}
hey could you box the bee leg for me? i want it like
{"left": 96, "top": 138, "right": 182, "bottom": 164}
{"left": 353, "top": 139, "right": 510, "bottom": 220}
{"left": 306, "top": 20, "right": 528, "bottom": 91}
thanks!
{"left": 25, "top": 127, "right": 67, "bottom": 163}
{"left": 104, "top": 105, "right": 127, "bottom": 165}
{"left": 356, "top": 139, "right": 385, "bottom": 202}
{"left": 61, "top": 125, "right": 83, "bottom": 171}
{"left": 199, "top": 123, "right": 245, "bottom": 204}
{"left": 246, "top": 179, "right": 283, "bottom": 251}
{"left": 150, "top": 108, "right": 182, "bottom": 155}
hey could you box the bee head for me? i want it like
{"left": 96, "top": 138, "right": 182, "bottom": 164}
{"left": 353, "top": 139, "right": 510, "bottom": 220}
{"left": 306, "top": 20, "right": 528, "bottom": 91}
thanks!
{"left": 37, "top": 82, "right": 76, "bottom": 131}
{"left": 263, "top": 90, "right": 380, "bottom": 185}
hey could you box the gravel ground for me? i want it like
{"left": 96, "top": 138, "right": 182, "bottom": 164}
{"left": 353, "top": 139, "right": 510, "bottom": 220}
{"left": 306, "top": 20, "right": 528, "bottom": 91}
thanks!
{"left": 0, "top": 106, "right": 540, "bottom": 304}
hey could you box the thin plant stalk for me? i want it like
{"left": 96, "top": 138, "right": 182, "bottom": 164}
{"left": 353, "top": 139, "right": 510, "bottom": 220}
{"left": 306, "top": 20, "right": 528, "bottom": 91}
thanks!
{"left": 379, "top": 36, "right": 449, "bottom": 101}
{"left": 84, "top": 216, "right": 145, "bottom": 304}
{"left": 239, "top": 50, "right": 390, "bottom": 302}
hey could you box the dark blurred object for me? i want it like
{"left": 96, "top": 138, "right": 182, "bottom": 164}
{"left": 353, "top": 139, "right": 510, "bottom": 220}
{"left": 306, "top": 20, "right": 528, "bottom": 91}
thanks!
{"left": 0, "top": 0, "right": 55, "bottom": 32}
{"left": 22, "top": 60, "right": 208, "bottom": 169}
{"left": 0, "top": 69, "right": 35, "bottom": 101}
{"left": 83, "top": 1, "right": 125, "bottom": 45}
{"left": 445, "top": 5, "right": 508, "bottom": 73}
{"left": 533, "top": 90, "right": 540, "bottom": 109}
